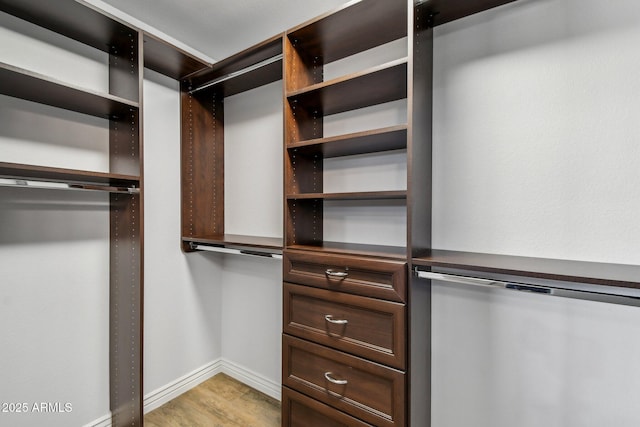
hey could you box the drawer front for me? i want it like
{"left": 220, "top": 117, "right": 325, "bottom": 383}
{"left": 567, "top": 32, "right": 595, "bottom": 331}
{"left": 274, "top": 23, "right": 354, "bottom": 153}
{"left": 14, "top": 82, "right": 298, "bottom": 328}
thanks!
{"left": 283, "top": 250, "right": 407, "bottom": 302}
{"left": 284, "top": 282, "right": 406, "bottom": 369}
{"left": 283, "top": 335, "right": 405, "bottom": 427}
{"left": 282, "top": 387, "right": 373, "bottom": 427}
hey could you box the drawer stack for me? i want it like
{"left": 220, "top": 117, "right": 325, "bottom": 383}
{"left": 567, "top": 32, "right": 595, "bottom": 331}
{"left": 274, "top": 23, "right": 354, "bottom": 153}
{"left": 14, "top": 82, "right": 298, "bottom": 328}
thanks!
{"left": 282, "top": 250, "right": 407, "bottom": 427}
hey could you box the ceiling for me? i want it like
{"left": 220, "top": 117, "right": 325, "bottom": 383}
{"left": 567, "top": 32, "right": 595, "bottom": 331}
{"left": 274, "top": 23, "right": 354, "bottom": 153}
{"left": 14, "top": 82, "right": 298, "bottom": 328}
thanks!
{"left": 96, "top": 0, "right": 351, "bottom": 62}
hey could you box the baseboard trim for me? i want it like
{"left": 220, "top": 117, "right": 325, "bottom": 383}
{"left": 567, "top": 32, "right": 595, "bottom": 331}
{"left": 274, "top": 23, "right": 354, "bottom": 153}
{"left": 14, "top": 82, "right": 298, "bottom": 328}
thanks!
{"left": 220, "top": 358, "right": 281, "bottom": 401}
{"left": 82, "top": 412, "right": 112, "bottom": 427}
{"left": 84, "top": 358, "right": 280, "bottom": 426}
{"left": 143, "top": 358, "right": 224, "bottom": 413}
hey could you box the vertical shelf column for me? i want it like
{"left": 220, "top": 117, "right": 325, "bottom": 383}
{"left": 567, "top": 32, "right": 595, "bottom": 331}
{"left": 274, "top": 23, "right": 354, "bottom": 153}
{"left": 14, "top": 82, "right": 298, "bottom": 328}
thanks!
{"left": 109, "top": 29, "right": 144, "bottom": 427}
{"left": 180, "top": 84, "right": 225, "bottom": 252}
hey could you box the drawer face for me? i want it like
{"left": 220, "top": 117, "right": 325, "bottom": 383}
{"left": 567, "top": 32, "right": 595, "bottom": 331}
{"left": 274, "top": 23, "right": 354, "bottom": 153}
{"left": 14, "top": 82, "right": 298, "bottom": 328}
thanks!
{"left": 282, "top": 387, "right": 372, "bottom": 427}
{"left": 284, "top": 282, "right": 406, "bottom": 369}
{"left": 283, "top": 335, "right": 405, "bottom": 427}
{"left": 283, "top": 250, "right": 407, "bottom": 302}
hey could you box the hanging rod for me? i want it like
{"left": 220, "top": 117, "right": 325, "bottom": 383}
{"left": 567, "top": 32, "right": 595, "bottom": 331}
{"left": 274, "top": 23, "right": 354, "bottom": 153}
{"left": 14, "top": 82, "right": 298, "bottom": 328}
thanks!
{"left": 189, "top": 54, "right": 283, "bottom": 94}
{"left": 190, "top": 243, "right": 283, "bottom": 260}
{"left": 0, "top": 178, "right": 139, "bottom": 194}
{"left": 415, "top": 269, "right": 640, "bottom": 308}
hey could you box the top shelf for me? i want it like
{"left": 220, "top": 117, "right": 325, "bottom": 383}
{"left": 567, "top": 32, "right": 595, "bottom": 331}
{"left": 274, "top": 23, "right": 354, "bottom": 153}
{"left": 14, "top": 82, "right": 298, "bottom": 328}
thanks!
{"left": 0, "top": 0, "right": 135, "bottom": 53}
{"left": 422, "top": 0, "right": 520, "bottom": 27}
{"left": 413, "top": 250, "right": 640, "bottom": 290}
{"left": 184, "top": 35, "right": 283, "bottom": 97}
{"left": 287, "top": 0, "right": 407, "bottom": 64}
{"left": 143, "top": 32, "right": 211, "bottom": 80}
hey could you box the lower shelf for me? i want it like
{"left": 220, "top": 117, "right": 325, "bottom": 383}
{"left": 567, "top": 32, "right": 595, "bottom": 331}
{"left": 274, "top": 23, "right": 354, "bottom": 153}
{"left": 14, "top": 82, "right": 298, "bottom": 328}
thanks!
{"left": 182, "top": 234, "right": 283, "bottom": 258}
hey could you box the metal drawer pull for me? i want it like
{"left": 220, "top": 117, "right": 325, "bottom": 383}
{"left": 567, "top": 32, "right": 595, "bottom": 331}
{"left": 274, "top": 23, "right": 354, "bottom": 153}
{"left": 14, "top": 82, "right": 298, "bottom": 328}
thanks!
{"left": 325, "top": 269, "right": 348, "bottom": 278}
{"left": 324, "top": 372, "right": 348, "bottom": 385}
{"left": 325, "top": 315, "right": 348, "bottom": 325}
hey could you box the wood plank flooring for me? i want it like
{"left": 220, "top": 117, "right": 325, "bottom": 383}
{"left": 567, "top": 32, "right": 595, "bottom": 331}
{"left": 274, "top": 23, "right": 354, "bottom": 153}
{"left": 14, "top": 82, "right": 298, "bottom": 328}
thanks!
{"left": 144, "top": 373, "right": 281, "bottom": 427}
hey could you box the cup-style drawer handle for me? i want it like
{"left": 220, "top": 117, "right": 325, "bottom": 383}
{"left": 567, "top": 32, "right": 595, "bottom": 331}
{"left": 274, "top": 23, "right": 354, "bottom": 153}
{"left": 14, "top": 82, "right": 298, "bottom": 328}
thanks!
{"left": 325, "top": 269, "right": 348, "bottom": 278}
{"left": 324, "top": 372, "right": 348, "bottom": 385}
{"left": 325, "top": 315, "right": 348, "bottom": 325}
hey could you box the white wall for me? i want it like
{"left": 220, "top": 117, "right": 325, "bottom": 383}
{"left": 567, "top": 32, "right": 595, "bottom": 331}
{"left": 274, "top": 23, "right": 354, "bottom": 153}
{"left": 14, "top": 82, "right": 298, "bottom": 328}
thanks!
{"left": 142, "top": 71, "right": 223, "bottom": 399}
{"left": 431, "top": 1, "right": 640, "bottom": 426}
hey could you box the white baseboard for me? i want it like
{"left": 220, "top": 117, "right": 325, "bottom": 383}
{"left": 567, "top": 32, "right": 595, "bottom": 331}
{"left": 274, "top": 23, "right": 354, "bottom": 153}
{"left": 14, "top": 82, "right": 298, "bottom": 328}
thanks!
{"left": 220, "top": 358, "right": 281, "bottom": 401}
{"left": 83, "top": 358, "right": 280, "bottom": 426}
{"left": 143, "top": 358, "right": 223, "bottom": 413}
{"left": 82, "top": 412, "right": 112, "bottom": 427}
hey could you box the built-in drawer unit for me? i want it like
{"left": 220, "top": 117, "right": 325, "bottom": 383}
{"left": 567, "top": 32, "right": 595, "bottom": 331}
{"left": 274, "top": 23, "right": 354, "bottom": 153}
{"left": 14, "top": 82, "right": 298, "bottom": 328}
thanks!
{"left": 283, "top": 282, "right": 406, "bottom": 369}
{"left": 283, "top": 335, "right": 406, "bottom": 427}
{"left": 282, "top": 387, "right": 373, "bottom": 427}
{"left": 283, "top": 250, "right": 407, "bottom": 302}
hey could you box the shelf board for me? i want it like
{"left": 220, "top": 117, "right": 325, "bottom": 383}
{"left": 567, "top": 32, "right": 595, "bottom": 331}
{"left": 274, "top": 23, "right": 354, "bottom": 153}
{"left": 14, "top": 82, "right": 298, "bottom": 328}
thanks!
{"left": 0, "top": 62, "right": 138, "bottom": 118}
{"left": 413, "top": 250, "right": 640, "bottom": 290}
{"left": 0, "top": 0, "right": 134, "bottom": 53}
{"left": 287, "top": 0, "right": 407, "bottom": 64}
{"left": 287, "top": 242, "right": 407, "bottom": 260}
{"left": 288, "top": 125, "right": 407, "bottom": 158}
{"left": 183, "top": 234, "right": 283, "bottom": 251}
{"left": 423, "top": 0, "right": 520, "bottom": 27}
{"left": 185, "top": 35, "right": 283, "bottom": 97}
{"left": 0, "top": 162, "right": 140, "bottom": 187}
{"left": 287, "top": 58, "right": 407, "bottom": 116}
{"left": 143, "top": 32, "right": 211, "bottom": 80}
{"left": 287, "top": 190, "right": 407, "bottom": 201}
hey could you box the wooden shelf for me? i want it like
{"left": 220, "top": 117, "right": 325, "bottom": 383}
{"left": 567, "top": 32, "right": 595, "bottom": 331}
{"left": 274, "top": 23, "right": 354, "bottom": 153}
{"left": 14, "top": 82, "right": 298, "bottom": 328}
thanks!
{"left": 287, "top": 58, "right": 407, "bottom": 116}
{"left": 143, "top": 32, "right": 211, "bottom": 80}
{"left": 0, "top": 162, "right": 140, "bottom": 187}
{"left": 183, "top": 234, "right": 283, "bottom": 250}
{"left": 185, "top": 35, "right": 283, "bottom": 97}
{"left": 413, "top": 250, "right": 640, "bottom": 290}
{"left": 422, "top": 0, "right": 520, "bottom": 27}
{"left": 287, "top": 0, "right": 407, "bottom": 64}
{"left": 0, "top": 62, "right": 138, "bottom": 118}
{"left": 0, "top": 0, "right": 134, "bottom": 53}
{"left": 287, "top": 125, "right": 407, "bottom": 158}
{"left": 287, "top": 190, "right": 407, "bottom": 201}
{"left": 288, "top": 241, "right": 406, "bottom": 260}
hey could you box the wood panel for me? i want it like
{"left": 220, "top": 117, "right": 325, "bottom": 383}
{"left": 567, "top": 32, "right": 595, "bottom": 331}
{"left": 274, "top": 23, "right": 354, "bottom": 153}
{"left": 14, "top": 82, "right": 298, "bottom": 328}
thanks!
{"left": 283, "top": 335, "right": 405, "bottom": 427}
{"left": 282, "top": 387, "right": 372, "bottom": 427}
{"left": 284, "top": 282, "right": 406, "bottom": 369}
{"left": 284, "top": 250, "right": 407, "bottom": 302}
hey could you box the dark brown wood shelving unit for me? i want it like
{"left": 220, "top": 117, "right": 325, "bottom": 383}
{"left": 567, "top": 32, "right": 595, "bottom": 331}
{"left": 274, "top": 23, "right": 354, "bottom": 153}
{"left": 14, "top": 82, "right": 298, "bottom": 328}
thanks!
{"left": 287, "top": 190, "right": 407, "bottom": 201}
{"left": 0, "top": 0, "right": 212, "bottom": 425}
{"left": 180, "top": 35, "right": 284, "bottom": 255}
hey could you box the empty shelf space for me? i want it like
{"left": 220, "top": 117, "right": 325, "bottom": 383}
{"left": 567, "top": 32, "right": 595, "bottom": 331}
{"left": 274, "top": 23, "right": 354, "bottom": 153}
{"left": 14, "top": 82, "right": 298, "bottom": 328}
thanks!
{"left": 286, "top": 58, "right": 407, "bottom": 116}
{"left": 287, "top": 242, "right": 407, "bottom": 260}
{"left": 413, "top": 250, "right": 640, "bottom": 290}
{"left": 287, "top": 190, "right": 406, "bottom": 201}
{"left": 0, "top": 0, "right": 134, "bottom": 53}
{"left": 287, "top": 0, "right": 407, "bottom": 63}
{"left": 0, "top": 62, "right": 139, "bottom": 118}
{"left": 287, "top": 125, "right": 407, "bottom": 158}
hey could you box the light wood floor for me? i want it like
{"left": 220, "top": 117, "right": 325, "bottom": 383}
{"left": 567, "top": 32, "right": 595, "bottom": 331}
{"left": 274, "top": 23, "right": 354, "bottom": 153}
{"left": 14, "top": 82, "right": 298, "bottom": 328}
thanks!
{"left": 144, "top": 373, "right": 281, "bottom": 427}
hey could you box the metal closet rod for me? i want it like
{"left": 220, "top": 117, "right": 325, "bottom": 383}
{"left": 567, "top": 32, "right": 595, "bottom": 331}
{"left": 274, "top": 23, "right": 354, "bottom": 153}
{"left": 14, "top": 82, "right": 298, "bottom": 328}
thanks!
{"left": 189, "top": 54, "right": 283, "bottom": 94}
{"left": 0, "top": 178, "right": 139, "bottom": 194}
{"left": 415, "top": 269, "right": 640, "bottom": 308}
{"left": 190, "top": 242, "right": 283, "bottom": 260}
